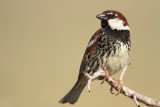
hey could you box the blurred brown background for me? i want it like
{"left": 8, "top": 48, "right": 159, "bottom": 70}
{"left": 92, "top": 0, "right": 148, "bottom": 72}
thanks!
{"left": 0, "top": 0, "right": 160, "bottom": 107}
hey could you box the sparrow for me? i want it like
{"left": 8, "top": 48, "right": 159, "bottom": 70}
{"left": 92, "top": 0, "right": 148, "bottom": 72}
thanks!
{"left": 59, "top": 10, "right": 131, "bottom": 104}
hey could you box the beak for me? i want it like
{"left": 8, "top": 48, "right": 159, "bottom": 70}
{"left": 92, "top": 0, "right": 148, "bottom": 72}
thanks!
{"left": 96, "top": 13, "right": 108, "bottom": 20}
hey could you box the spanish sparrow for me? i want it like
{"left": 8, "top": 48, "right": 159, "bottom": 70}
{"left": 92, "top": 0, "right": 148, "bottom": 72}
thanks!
{"left": 59, "top": 10, "right": 131, "bottom": 104}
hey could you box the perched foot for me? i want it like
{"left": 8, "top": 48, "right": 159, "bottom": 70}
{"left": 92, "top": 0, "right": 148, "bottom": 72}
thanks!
{"left": 110, "top": 85, "right": 115, "bottom": 94}
{"left": 116, "top": 80, "right": 123, "bottom": 96}
{"left": 101, "top": 70, "right": 109, "bottom": 84}
{"left": 99, "top": 70, "right": 115, "bottom": 94}
{"left": 109, "top": 78, "right": 116, "bottom": 94}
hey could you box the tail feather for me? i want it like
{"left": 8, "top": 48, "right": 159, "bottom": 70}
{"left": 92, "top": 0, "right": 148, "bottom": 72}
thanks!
{"left": 59, "top": 75, "right": 87, "bottom": 104}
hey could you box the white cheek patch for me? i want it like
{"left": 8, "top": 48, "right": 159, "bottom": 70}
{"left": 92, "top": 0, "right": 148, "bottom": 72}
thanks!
{"left": 108, "top": 18, "right": 130, "bottom": 30}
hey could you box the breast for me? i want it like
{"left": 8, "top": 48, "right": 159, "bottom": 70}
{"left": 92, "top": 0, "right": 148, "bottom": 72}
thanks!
{"left": 106, "top": 41, "right": 129, "bottom": 75}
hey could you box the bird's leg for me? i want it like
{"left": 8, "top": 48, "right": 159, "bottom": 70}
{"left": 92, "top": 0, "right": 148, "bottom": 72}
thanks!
{"left": 110, "top": 85, "right": 115, "bottom": 94}
{"left": 116, "top": 80, "right": 123, "bottom": 95}
{"left": 116, "top": 65, "right": 128, "bottom": 95}
{"left": 100, "top": 70, "right": 115, "bottom": 94}
{"left": 101, "top": 70, "right": 109, "bottom": 84}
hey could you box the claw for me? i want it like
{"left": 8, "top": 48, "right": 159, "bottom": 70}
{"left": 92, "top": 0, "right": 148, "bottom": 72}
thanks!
{"left": 116, "top": 80, "right": 123, "bottom": 96}
{"left": 100, "top": 70, "right": 109, "bottom": 84}
{"left": 101, "top": 80, "right": 105, "bottom": 84}
{"left": 110, "top": 85, "right": 115, "bottom": 94}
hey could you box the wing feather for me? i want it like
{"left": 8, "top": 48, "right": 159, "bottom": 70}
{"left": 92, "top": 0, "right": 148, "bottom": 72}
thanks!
{"left": 79, "top": 29, "right": 102, "bottom": 73}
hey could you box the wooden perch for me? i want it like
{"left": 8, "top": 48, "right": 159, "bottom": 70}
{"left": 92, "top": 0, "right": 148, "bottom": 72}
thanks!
{"left": 84, "top": 69, "right": 160, "bottom": 107}
{"left": 106, "top": 77, "right": 160, "bottom": 107}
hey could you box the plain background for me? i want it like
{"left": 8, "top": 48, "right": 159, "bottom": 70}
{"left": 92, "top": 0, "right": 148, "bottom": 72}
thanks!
{"left": 1, "top": 0, "right": 160, "bottom": 107}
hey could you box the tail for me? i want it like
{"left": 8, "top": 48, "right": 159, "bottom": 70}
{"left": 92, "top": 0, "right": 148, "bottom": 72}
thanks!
{"left": 59, "top": 75, "right": 87, "bottom": 104}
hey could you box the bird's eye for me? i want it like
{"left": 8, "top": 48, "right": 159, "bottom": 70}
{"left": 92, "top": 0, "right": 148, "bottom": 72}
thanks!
{"left": 106, "top": 13, "right": 115, "bottom": 19}
{"left": 109, "top": 14, "right": 115, "bottom": 18}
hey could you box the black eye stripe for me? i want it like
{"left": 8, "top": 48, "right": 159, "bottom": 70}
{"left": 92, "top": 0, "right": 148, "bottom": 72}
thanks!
{"left": 110, "top": 14, "right": 115, "bottom": 17}
{"left": 106, "top": 13, "right": 115, "bottom": 18}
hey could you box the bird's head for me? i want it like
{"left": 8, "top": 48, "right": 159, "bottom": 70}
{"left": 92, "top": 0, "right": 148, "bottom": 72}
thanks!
{"left": 96, "top": 10, "right": 129, "bottom": 31}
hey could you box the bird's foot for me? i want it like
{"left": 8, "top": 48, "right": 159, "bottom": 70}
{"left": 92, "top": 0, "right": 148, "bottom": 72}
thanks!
{"left": 116, "top": 80, "right": 123, "bottom": 96}
{"left": 101, "top": 70, "right": 109, "bottom": 84}
{"left": 110, "top": 85, "right": 115, "bottom": 94}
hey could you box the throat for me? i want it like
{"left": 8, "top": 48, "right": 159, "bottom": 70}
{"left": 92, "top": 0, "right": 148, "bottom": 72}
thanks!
{"left": 101, "top": 20, "right": 110, "bottom": 29}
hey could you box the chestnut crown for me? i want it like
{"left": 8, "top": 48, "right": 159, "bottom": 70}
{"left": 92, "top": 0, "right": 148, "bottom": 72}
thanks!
{"left": 96, "top": 10, "right": 129, "bottom": 30}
